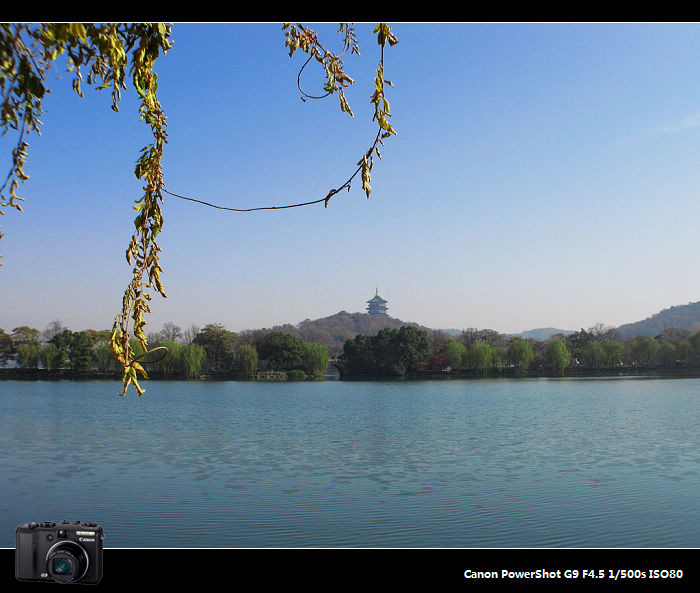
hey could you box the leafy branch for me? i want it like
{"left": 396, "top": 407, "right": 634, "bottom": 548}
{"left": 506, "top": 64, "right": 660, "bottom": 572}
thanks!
{"left": 0, "top": 22, "right": 172, "bottom": 396}
{"left": 111, "top": 24, "right": 172, "bottom": 397}
{"left": 163, "top": 23, "right": 397, "bottom": 212}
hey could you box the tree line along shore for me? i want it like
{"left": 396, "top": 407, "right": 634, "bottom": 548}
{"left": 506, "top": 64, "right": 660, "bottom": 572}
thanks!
{"left": 3, "top": 319, "right": 700, "bottom": 381}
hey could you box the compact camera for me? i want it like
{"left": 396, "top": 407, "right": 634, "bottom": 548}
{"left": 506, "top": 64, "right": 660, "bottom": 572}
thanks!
{"left": 16, "top": 520, "right": 104, "bottom": 584}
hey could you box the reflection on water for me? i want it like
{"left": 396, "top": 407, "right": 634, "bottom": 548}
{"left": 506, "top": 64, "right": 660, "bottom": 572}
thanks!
{"left": 1, "top": 377, "right": 698, "bottom": 547}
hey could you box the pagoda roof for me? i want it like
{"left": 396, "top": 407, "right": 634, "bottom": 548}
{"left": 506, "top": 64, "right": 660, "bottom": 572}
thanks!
{"left": 367, "top": 294, "right": 388, "bottom": 304}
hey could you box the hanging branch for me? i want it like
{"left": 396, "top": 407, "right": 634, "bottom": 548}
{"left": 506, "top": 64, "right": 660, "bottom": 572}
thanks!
{"left": 110, "top": 24, "right": 172, "bottom": 397}
{"left": 162, "top": 23, "right": 397, "bottom": 215}
{"left": 0, "top": 23, "right": 173, "bottom": 396}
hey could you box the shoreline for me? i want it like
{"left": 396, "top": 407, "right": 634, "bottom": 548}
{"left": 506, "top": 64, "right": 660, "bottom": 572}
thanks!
{"left": 2, "top": 365, "right": 700, "bottom": 382}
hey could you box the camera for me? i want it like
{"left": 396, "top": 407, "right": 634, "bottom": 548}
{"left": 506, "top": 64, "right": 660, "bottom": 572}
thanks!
{"left": 16, "top": 520, "right": 104, "bottom": 584}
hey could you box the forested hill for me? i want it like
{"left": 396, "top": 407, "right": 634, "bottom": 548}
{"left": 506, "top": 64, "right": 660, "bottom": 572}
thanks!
{"left": 616, "top": 301, "right": 700, "bottom": 339}
{"left": 266, "top": 311, "right": 429, "bottom": 355}
{"left": 264, "top": 300, "right": 700, "bottom": 352}
{"left": 515, "top": 327, "right": 575, "bottom": 341}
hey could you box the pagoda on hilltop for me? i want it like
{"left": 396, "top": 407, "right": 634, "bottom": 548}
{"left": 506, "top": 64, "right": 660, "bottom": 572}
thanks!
{"left": 366, "top": 287, "right": 389, "bottom": 316}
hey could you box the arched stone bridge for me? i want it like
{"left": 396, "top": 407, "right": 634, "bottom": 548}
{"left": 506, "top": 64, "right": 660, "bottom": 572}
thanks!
{"left": 328, "top": 359, "right": 347, "bottom": 378}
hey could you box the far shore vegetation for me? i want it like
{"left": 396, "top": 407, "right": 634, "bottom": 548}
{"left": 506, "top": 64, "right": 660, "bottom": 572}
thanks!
{"left": 3, "top": 316, "right": 700, "bottom": 382}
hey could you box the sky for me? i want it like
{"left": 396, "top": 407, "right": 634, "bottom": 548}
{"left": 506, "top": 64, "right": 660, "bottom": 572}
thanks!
{"left": 2, "top": 22, "right": 700, "bottom": 337}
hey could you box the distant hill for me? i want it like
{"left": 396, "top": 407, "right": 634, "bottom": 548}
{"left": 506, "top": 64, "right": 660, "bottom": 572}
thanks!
{"left": 253, "top": 300, "right": 700, "bottom": 354}
{"left": 616, "top": 301, "right": 700, "bottom": 339}
{"left": 439, "top": 329, "right": 462, "bottom": 337}
{"left": 266, "top": 311, "right": 429, "bottom": 355}
{"left": 514, "top": 328, "right": 575, "bottom": 341}
{"left": 440, "top": 327, "right": 574, "bottom": 341}
{"left": 272, "top": 313, "right": 574, "bottom": 353}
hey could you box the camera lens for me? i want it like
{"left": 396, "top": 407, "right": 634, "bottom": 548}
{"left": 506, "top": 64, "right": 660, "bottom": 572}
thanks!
{"left": 53, "top": 558, "right": 72, "bottom": 574}
{"left": 46, "top": 541, "right": 89, "bottom": 583}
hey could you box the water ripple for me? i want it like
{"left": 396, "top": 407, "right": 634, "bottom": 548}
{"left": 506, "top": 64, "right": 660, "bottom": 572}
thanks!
{"left": 1, "top": 377, "right": 699, "bottom": 547}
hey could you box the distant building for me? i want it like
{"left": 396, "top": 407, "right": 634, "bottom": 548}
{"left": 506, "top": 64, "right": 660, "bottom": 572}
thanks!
{"left": 366, "top": 288, "right": 389, "bottom": 316}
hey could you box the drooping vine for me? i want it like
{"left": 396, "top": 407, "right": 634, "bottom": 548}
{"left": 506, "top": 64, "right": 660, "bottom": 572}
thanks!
{"left": 162, "top": 24, "right": 397, "bottom": 215}
{"left": 0, "top": 22, "right": 172, "bottom": 396}
{"left": 111, "top": 24, "right": 172, "bottom": 397}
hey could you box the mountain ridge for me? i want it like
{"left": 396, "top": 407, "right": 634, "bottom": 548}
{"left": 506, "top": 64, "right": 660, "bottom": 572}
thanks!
{"left": 262, "top": 311, "right": 430, "bottom": 355}
{"left": 257, "top": 300, "right": 700, "bottom": 354}
{"left": 616, "top": 301, "right": 700, "bottom": 339}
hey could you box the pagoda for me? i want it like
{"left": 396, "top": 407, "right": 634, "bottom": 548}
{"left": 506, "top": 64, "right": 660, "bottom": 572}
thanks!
{"left": 366, "top": 287, "right": 389, "bottom": 316}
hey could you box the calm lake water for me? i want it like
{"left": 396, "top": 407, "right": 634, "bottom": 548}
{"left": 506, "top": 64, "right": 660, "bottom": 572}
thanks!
{"left": 1, "top": 376, "right": 698, "bottom": 548}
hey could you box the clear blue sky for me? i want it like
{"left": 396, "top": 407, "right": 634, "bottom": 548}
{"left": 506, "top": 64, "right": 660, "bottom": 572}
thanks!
{"left": 2, "top": 22, "right": 700, "bottom": 336}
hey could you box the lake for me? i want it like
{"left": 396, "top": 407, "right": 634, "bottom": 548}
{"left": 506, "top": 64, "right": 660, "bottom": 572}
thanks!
{"left": 0, "top": 376, "right": 698, "bottom": 548}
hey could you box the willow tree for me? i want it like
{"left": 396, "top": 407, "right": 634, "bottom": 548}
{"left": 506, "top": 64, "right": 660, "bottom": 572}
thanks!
{"left": 0, "top": 22, "right": 398, "bottom": 396}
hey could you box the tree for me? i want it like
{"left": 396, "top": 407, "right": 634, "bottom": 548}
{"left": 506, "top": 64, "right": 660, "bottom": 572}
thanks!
{"left": 689, "top": 330, "right": 700, "bottom": 364}
{"left": 477, "top": 329, "right": 508, "bottom": 347}
{"left": 236, "top": 344, "right": 258, "bottom": 377}
{"left": 93, "top": 342, "right": 118, "bottom": 373}
{"left": 342, "top": 326, "right": 430, "bottom": 377}
{"left": 490, "top": 345, "right": 507, "bottom": 370}
{"left": 371, "top": 328, "right": 408, "bottom": 376}
{"left": 45, "top": 327, "right": 97, "bottom": 371}
{"left": 194, "top": 323, "right": 237, "bottom": 372}
{"left": 69, "top": 331, "right": 96, "bottom": 372}
{"left": 465, "top": 342, "right": 493, "bottom": 375}
{"left": 154, "top": 340, "right": 182, "bottom": 377}
{"left": 158, "top": 322, "right": 182, "bottom": 343}
{"left": 0, "top": 328, "right": 13, "bottom": 364}
{"left": 459, "top": 328, "right": 480, "bottom": 347}
{"left": 658, "top": 327, "right": 690, "bottom": 344}
{"left": 301, "top": 342, "right": 329, "bottom": 377}
{"left": 182, "top": 324, "right": 200, "bottom": 345}
{"left": 393, "top": 326, "right": 432, "bottom": 372}
{"left": 429, "top": 329, "right": 449, "bottom": 353}
{"left": 1, "top": 22, "right": 398, "bottom": 396}
{"left": 371, "top": 326, "right": 430, "bottom": 375}
{"left": 15, "top": 343, "right": 39, "bottom": 368}
{"left": 545, "top": 339, "right": 570, "bottom": 374}
{"left": 343, "top": 333, "right": 376, "bottom": 373}
{"left": 565, "top": 328, "right": 593, "bottom": 362}
{"left": 180, "top": 343, "right": 205, "bottom": 378}
{"left": 84, "top": 329, "right": 111, "bottom": 347}
{"left": 588, "top": 323, "right": 619, "bottom": 341}
{"left": 654, "top": 342, "right": 677, "bottom": 366}
{"left": 39, "top": 342, "right": 60, "bottom": 371}
{"left": 259, "top": 332, "right": 306, "bottom": 370}
{"left": 628, "top": 336, "right": 660, "bottom": 366}
{"left": 41, "top": 320, "right": 67, "bottom": 343}
{"left": 507, "top": 337, "right": 534, "bottom": 372}
{"left": 441, "top": 339, "right": 467, "bottom": 370}
{"left": 676, "top": 339, "right": 693, "bottom": 363}
{"left": 602, "top": 339, "right": 625, "bottom": 367}
{"left": 48, "top": 329, "right": 73, "bottom": 369}
{"left": 582, "top": 341, "right": 606, "bottom": 369}
{"left": 423, "top": 352, "right": 450, "bottom": 371}
{"left": 459, "top": 327, "right": 507, "bottom": 348}
{"left": 11, "top": 325, "right": 40, "bottom": 348}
